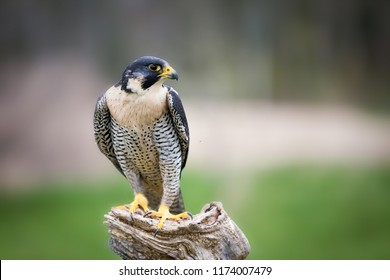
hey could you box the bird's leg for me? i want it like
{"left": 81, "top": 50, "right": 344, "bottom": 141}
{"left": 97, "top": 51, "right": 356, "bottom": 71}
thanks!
{"left": 115, "top": 193, "right": 149, "bottom": 220}
{"left": 145, "top": 204, "right": 192, "bottom": 236}
{"left": 114, "top": 169, "right": 151, "bottom": 219}
{"left": 129, "top": 193, "right": 149, "bottom": 212}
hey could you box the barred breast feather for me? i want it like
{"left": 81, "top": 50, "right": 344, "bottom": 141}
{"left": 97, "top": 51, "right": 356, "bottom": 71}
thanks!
{"left": 93, "top": 83, "right": 189, "bottom": 213}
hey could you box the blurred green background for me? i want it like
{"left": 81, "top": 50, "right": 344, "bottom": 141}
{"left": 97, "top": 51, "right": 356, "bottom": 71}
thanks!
{"left": 0, "top": 0, "right": 389, "bottom": 259}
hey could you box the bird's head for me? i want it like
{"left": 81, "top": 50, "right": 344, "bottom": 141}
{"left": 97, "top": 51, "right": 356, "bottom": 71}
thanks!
{"left": 120, "top": 56, "right": 178, "bottom": 94}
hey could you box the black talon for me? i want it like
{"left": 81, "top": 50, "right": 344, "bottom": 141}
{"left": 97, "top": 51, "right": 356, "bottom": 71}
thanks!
{"left": 187, "top": 212, "right": 193, "bottom": 219}
{"left": 153, "top": 228, "right": 160, "bottom": 238}
{"left": 130, "top": 212, "right": 134, "bottom": 221}
{"left": 143, "top": 211, "right": 152, "bottom": 218}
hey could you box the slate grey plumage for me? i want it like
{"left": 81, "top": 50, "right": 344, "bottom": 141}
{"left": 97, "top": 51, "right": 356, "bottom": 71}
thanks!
{"left": 93, "top": 56, "right": 190, "bottom": 231}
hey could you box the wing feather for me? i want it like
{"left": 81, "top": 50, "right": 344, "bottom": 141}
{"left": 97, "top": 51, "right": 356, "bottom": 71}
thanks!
{"left": 93, "top": 93, "right": 125, "bottom": 177}
{"left": 166, "top": 87, "right": 190, "bottom": 171}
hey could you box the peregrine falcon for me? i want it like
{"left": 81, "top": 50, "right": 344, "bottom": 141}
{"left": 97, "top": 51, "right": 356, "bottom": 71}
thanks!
{"left": 94, "top": 56, "right": 191, "bottom": 235}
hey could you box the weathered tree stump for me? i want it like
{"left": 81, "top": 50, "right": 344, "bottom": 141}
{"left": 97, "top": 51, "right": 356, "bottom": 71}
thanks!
{"left": 104, "top": 201, "right": 250, "bottom": 260}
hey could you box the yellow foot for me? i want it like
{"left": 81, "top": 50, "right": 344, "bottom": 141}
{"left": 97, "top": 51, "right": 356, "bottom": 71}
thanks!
{"left": 144, "top": 204, "right": 192, "bottom": 237}
{"left": 114, "top": 193, "right": 149, "bottom": 221}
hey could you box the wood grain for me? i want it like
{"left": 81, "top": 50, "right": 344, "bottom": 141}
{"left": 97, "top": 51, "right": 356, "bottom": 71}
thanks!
{"left": 104, "top": 201, "right": 250, "bottom": 260}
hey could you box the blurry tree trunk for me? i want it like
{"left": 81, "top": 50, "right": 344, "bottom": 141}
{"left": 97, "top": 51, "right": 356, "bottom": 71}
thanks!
{"left": 104, "top": 202, "right": 250, "bottom": 260}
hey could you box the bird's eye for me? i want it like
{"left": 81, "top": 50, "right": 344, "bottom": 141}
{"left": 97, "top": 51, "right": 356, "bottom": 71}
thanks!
{"left": 148, "top": 64, "right": 161, "bottom": 72}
